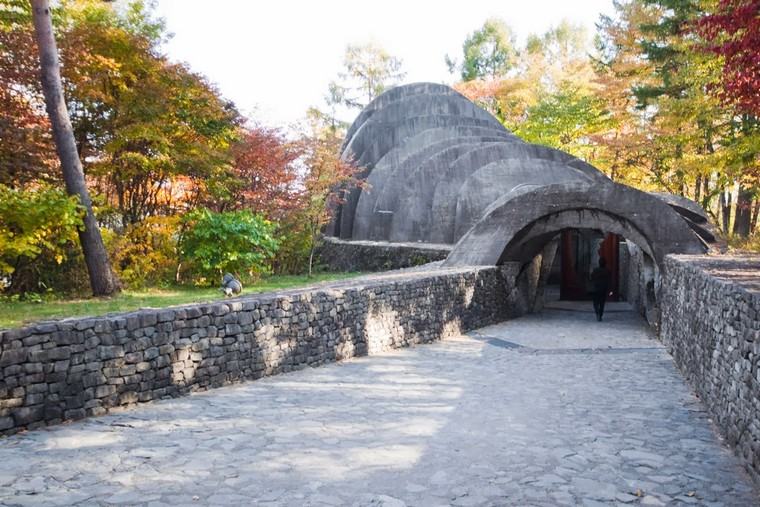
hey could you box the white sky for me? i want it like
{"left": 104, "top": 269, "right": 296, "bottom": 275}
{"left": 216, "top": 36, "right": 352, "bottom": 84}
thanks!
{"left": 154, "top": 0, "right": 616, "bottom": 129}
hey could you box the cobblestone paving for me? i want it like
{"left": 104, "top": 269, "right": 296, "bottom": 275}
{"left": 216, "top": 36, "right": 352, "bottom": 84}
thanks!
{"left": 0, "top": 306, "right": 757, "bottom": 506}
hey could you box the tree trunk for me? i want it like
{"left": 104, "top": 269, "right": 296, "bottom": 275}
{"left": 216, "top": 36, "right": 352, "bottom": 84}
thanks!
{"left": 31, "top": 0, "right": 119, "bottom": 296}
{"left": 308, "top": 244, "right": 315, "bottom": 278}
{"left": 750, "top": 199, "right": 760, "bottom": 235}
{"left": 732, "top": 184, "right": 753, "bottom": 237}
{"left": 308, "top": 224, "right": 317, "bottom": 278}
{"left": 701, "top": 176, "right": 711, "bottom": 211}
{"left": 720, "top": 188, "right": 732, "bottom": 234}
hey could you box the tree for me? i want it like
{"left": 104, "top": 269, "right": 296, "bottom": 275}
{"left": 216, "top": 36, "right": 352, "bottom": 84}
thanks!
{"left": 179, "top": 209, "right": 279, "bottom": 283}
{"left": 7, "top": 1, "right": 241, "bottom": 227}
{"left": 297, "top": 130, "right": 362, "bottom": 277}
{"left": 633, "top": 0, "right": 759, "bottom": 236}
{"left": 446, "top": 18, "right": 517, "bottom": 81}
{"left": 30, "top": 0, "right": 119, "bottom": 296}
{"left": 57, "top": 1, "right": 240, "bottom": 226}
{"left": 327, "top": 41, "right": 406, "bottom": 111}
{"left": 525, "top": 20, "right": 594, "bottom": 92}
{"left": 696, "top": 0, "right": 760, "bottom": 117}
{"left": 590, "top": 1, "right": 679, "bottom": 187}
{"left": 696, "top": 0, "right": 760, "bottom": 237}
{"left": 0, "top": 184, "right": 83, "bottom": 294}
{"left": 451, "top": 19, "right": 595, "bottom": 125}
{"left": 0, "top": 0, "right": 57, "bottom": 186}
{"left": 227, "top": 126, "right": 301, "bottom": 219}
{"left": 516, "top": 84, "right": 612, "bottom": 160}
{"left": 590, "top": 0, "right": 759, "bottom": 239}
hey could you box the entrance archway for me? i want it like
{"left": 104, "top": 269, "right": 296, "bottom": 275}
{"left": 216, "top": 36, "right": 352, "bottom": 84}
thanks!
{"left": 443, "top": 182, "right": 706, "bottom": 269}
{"left": 443, "top": 182, "right": 707, "bottom": 319}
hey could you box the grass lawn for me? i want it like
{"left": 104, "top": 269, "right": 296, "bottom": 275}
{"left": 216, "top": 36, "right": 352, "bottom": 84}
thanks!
{"left": 0, "top": 272, "right": 364, "bottom": 330}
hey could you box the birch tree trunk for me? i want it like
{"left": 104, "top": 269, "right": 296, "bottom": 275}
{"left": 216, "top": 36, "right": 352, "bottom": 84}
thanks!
{"left": 31, "top": 0, "right": 119, "bottom": 296}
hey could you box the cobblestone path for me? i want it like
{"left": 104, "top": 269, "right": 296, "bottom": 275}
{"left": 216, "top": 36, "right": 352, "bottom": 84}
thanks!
{"left": 0, "top": 305, "right": 757, "bottom": 506}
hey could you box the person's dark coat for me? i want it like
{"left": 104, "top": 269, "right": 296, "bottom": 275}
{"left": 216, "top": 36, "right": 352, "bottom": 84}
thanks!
{"left": 590, "top": 265, "right": 611, "bottom": 295}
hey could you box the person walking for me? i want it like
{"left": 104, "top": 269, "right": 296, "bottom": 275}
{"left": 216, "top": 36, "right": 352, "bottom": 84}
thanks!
{"left": 590, "top": 256, "right": 612, "bottom": 321}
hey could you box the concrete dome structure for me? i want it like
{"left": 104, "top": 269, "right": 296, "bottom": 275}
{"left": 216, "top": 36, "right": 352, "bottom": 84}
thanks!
{"left": 330, "top": 83, "right": 714, "bottom": 269}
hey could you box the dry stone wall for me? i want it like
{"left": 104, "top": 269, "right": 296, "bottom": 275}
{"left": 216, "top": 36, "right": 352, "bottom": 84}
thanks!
{"left": 660, "top": 254, "right": 760, "bottom": 482}
{"left": 0, "top": 267, "right": 509, "bottom": 435}
{"left": 317, "top": 237, "right": 450, "bottom": 272}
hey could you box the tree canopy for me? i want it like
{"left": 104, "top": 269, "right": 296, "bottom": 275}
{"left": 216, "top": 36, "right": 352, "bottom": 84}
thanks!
{"left": 450, "top": 4, "right": 759, "bottom": 241}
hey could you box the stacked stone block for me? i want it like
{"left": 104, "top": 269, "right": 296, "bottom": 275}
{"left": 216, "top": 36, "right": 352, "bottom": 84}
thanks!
{"left": 317, "top": 237, "right": 451, "bottom": 272}
{"left": 660, "top": 254, "right": 760, "bottom": 482}
{"left": 0, "top": 267, "right": 509, "bottom": 435}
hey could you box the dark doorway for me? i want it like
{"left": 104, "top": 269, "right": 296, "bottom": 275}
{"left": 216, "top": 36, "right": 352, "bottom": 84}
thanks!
{"left": 559, "top": 230, "right": 620, "bottom": 301}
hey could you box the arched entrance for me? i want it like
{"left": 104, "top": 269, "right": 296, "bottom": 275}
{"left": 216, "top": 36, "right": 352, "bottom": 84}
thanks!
{"left": 443, "top": 182, "right": 707, "bottom": 318}
{"left": 444, "top": 182, "right": 706, "bottom": 268}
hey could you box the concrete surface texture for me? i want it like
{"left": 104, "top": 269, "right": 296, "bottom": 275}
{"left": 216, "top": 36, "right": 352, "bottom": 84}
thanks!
{"left": 444, "top": 182, "right": 707, "bottom": 268}
{"left": 1, "top": 304, "right": 756, "bottom": 506}
{"left": 332, "top": 82, "right": 714, "bottom": 259}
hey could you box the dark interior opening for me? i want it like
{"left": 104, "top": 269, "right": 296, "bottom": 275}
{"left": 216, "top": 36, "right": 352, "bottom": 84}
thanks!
{"left": 546, "top": 229, "right": 622, "bottom": 302}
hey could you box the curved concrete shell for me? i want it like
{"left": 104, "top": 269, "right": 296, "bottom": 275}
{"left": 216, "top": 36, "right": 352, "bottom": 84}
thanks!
{"left": 451, "top": 160, "right": 593, "bottom": 240}
{"left": 338, "top": 115, "right": 508, "bottom": 238}
{"left": 443, "top": 183, "right": 707, "bottom": 268}
{"left": 352, "top": 125, "right": 517, "bottom": 237}
{"left": 425, "top": 143, "right": 606, "bottom": 244}
{"left": 354, "top": 137, "right": 512, "bottom": 240}
{"left": 343, "top": 95, "right": 507, "bottom": 166}
{"left": 342, "top": 83, "right": 461, "bottom": 149}
{"left": 331, "top": 82, "right": 714, "bottom": 265}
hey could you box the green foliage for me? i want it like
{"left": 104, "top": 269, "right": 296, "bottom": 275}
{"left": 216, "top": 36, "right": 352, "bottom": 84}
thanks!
{"left": 327, "top": 41, "right": 406, "bottom": 111}
{"left": 516, "top": 85, "right": 612, "bottom": 158}
{"left": 729, "top": 233, "right": 760, "bottom": 253}
{"left": 270, "top": 217, "right": 312, "bottom": 275}
{"left": 0, "top": 185, "right": 83, "bottom": 287}
{"left": 179, "top": 209, "right": 279, "bottom": 284}
{"left": 107, "top": 215, "right": 180, "bottom": 288}
{"left": 447, "top": 18, "right": 517, "bottom": 81}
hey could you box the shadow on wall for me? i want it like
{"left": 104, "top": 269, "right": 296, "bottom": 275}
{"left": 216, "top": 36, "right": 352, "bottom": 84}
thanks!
{"left": 624, "top": 242, "right": 660, "bottom": 329}
{"left": 159, "top": 271, "right": 510, "bottom": 401}
{"left": 0, "top": 268, "right": 512, "bottom": 435}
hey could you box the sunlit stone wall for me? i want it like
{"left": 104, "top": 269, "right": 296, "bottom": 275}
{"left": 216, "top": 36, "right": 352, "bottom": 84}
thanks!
{"left": 0, "top": 267, "right": 509, "bottom": 435}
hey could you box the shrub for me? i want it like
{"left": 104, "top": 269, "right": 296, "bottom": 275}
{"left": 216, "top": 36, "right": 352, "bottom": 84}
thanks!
{"left": 270, "top": 215, "right": 312, "bottom": 275}
{"left": 729, "top": 233, "right": 760, "bottom": 253}
{"left": 107, "top": 216, "right": 181, "bottom": 288}
{"left": 0, "top": 184, "right": 84, "bottom": 294}
{"left": 179, "top": 208, "right": 279, "bottom": 284}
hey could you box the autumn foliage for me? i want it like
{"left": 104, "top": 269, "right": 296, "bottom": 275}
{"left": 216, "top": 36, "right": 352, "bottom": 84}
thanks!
{"left": 0, "top": 1, "right": 358, "bottom": 295}
{"left": 696, "top": 0, "right": 760, "bottom": 117}
{"left": 2, "top": 0, "right": 759, "bottom": 297}
{"left": 229, "top": 127, "right": 301, "bottom": 218}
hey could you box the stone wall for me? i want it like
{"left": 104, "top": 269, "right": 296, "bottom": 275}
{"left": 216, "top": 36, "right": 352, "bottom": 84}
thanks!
{"left": 660, "top": 254, "right": 760, "bottom": 482}
{"left": 316, "top": 237, "right": 450, "bottom": 272}
{"left": 625, "top": 242, "right": 660, "bottom": 330}
{"left": 0, "top": 267, "right": 509, "bottom": 435}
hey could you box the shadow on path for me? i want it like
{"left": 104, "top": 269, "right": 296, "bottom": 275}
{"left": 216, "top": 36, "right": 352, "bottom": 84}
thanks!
{"left": 0, "top": 307, "right": 756, "bottom": 506}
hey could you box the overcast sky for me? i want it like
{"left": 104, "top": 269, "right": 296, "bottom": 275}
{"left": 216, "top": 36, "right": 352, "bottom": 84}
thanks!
{"left": 154, "top": 0, "right": 615, "bottom": 129}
